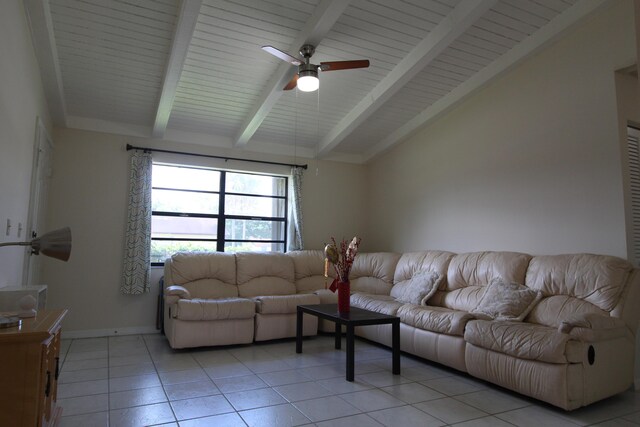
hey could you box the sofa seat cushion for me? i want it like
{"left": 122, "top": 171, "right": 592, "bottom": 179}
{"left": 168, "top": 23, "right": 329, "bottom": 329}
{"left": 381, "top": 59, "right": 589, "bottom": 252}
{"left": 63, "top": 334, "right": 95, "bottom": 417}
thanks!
{"left": 397, "top": 304, "right": 473, "bottom": 336}
{"left": 254, "top": 294, "right": 320, "bottom": 314}
{"left": 174, "top": 298, "right": 256, "bottom": 321}
{"left": 465, "top": 320, "right": 584, "bottom": 363}
{"left": 351, "top": 293, "right": 403, "bottom": 315}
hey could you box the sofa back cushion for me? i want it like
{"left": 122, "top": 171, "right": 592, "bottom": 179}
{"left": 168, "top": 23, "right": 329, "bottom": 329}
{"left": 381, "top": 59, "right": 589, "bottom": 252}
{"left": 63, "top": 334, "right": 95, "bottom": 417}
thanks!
{"left": 165, "top": 252, "right": 238, "bottom": 299}
{"left": 349, "top": 252, "right": 401, "bottom": 295}
{"left": 391, "top": 251, "right": 455, "bottom": 302}
{"left": 430, "top": 251, "right": 531, "bottom": 312}
{"left": 236, "top": 252, "right": 296, "bottom": 297}
{"left": 524, "top": 254, "right": 633, "bottom": 327}
{"left": 288, "top": 250, "right": 335, "bottom": 293}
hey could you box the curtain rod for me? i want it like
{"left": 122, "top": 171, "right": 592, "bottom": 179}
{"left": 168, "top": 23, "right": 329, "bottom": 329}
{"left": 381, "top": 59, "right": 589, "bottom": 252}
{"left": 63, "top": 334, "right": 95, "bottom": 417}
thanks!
{"left": 126, "top": 144, "right": 308, "bottom": 170}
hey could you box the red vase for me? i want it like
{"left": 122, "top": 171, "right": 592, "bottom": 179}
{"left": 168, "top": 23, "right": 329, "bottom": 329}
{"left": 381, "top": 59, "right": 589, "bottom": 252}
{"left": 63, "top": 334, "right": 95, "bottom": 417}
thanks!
{"left": 337, "top": 281, "right": 350, "bottom": 313}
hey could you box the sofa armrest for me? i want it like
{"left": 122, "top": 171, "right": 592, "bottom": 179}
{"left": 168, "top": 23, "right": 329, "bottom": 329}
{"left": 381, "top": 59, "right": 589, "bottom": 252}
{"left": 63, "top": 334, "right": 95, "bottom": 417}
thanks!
{"left": 558, "top": 313, "right": 625, "bottom": 334}
{"left": 164, "top": 285, "right": 191, "bottom": 305}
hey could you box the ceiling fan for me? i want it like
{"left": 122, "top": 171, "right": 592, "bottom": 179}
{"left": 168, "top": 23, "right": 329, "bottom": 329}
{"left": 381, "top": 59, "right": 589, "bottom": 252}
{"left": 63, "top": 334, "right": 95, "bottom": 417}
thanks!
{"left": 261, "top": 44, "right": 370, "bottom": 92}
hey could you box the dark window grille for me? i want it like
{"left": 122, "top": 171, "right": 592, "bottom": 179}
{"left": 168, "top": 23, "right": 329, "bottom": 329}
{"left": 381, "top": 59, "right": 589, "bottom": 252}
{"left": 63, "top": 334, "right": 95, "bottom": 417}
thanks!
{"left": 150, "top": 164, "right": 288, "bottom": 265}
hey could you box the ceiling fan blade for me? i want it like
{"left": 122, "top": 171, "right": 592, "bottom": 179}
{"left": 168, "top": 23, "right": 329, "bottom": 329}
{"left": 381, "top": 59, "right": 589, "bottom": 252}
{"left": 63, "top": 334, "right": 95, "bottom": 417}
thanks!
{"left": 320, "top": 60, "right": 370, "bottom": 71}
{"left": 261, "top": 46, "right": 302, "bottom": 66}
{"left": 283, "top": 74, "right": 298, "bottom": 91}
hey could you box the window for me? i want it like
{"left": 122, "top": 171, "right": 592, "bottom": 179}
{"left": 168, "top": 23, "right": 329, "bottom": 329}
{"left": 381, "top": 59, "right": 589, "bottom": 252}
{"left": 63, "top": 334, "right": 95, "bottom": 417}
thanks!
{"left": 150, "top": 164, "right": 287, "bottom": 265}
{"left": 627, "top": 125, "right": 640, "bottom": 266}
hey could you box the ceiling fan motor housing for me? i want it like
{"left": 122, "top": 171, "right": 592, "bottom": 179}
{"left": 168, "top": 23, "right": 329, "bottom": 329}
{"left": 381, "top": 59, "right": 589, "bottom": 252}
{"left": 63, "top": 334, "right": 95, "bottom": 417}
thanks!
{"left": 298, "top": 62, "right": 318, "bottom": 78}
{"left": 299, "top": 44, "right": 316, "bottom": 59}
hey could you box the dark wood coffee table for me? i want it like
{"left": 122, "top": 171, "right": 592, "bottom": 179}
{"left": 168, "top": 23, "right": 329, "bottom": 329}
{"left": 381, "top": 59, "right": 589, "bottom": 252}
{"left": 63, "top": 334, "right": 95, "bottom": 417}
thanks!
{"left": 296, "top": 304, "right": 400, "bottom": 381}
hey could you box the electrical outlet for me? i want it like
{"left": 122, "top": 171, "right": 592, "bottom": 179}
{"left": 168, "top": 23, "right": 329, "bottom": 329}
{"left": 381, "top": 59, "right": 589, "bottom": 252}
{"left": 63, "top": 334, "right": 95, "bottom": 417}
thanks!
{"left": 5, "top": 219, "right": 10, "bottom": 236}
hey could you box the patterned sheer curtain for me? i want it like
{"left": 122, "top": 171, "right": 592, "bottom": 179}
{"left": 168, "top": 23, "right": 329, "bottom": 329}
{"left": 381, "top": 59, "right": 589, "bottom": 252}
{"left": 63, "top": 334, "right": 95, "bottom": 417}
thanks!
{"left": 121, "top": 151, "right": 153, "bottom": 294}
{"left": 288, "top": 166, "right": 304, "bottom": 251}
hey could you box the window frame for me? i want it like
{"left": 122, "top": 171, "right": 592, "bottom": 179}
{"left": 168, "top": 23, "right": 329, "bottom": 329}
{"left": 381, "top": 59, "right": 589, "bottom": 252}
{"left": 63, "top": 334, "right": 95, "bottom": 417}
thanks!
{"left": 150, "top": 164, "right": 288, "bottom": 266}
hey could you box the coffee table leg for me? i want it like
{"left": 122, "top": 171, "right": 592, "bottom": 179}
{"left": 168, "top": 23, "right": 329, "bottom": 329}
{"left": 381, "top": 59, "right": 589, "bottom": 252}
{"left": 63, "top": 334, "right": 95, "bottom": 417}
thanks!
{"left": 392, "top": 320, "right": 400, "bottom": 375}
{"left": 296, "top": 308, "right": 303, "bottom": 354}
{"left": 335, "top": 322, "right": 341, "bottom": 350}
{"left": 346, "top": 324, "right": 355, "bottom": 381}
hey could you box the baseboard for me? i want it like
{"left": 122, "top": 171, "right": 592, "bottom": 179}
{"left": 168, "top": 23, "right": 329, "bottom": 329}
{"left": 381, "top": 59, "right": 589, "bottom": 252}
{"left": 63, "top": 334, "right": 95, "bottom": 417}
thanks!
{"left": 61, "top": 326, "right": 160, "bottom": 339}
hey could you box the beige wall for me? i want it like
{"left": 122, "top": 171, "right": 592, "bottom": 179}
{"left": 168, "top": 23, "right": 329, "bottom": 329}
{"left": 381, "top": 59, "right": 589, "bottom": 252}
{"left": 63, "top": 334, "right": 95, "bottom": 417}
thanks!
{"left": 43, "top": 128, "right": 367, "bottom": 334}
{"left": 0, "top": 1, "right": 52, "bottom": 287}
{"left": 366, "top": 1, "right": 636, "bottom": 258}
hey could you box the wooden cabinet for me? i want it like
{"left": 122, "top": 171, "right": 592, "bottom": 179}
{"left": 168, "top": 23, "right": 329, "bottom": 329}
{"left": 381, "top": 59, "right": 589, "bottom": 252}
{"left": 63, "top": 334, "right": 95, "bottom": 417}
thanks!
{"left": 0, "top": 309, "right": 67, "bottom": 427}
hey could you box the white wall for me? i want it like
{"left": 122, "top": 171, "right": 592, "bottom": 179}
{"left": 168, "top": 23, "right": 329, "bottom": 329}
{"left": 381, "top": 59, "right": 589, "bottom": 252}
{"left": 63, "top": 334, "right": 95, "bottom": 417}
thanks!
{"left": 0, "top": 1, "right": 52, "bottom": 287}
{"left": 366, "top": 1, "right": 636, "bottom": 258}
{"left": 43, "top": 128, "right": 368, "bottom": 334}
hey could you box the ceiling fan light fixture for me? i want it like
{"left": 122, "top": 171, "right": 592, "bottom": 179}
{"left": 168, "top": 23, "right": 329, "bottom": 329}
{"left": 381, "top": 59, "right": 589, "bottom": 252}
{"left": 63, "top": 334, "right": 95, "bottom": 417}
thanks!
{"left": 297, "top": 69, "right": 319, "bottom": 92}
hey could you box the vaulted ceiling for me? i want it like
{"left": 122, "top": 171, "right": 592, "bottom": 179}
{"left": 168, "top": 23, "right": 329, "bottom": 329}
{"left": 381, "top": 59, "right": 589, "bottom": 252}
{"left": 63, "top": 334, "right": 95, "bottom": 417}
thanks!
{"left": 26, "top": 0, "right": 606, "bottom": 163}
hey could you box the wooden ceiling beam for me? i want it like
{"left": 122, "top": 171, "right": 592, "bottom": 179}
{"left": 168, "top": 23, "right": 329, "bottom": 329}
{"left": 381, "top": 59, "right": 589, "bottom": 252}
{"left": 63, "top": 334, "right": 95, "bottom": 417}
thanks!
{"left": 152, "top": 0, "right": 203, "bottom": 138}
{"left": 24, "top": 0, "right": 67, "bottom": 126}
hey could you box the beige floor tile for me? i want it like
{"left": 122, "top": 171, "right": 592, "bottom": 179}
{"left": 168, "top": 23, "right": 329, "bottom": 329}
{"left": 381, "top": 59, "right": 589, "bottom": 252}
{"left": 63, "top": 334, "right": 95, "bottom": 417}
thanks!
{"left": 414, "top": 397, "right": 488, "bottom": 424}
{"left": 239, "top": 402, "right": 311, "bottom": 427}
{"left": 179, "top": 412, "right": 247, "bottom": 427}
{"left": 293, "top": 396, "right": 361, "bottom": 422}
{"left": 163, "top": 379, "right": 220, "bottom": 401}
{"left": 57, "top": 393, "right": 109, "bottom": 416}
{"left": 368, "top": 405, "right": 445, "bottom": 427}
{"left": 204, "top": 362, "right": 253, "bottom": 379}
{"left": 359, "top": 370, "right": 412, "bottom": 388}
{"left": 225, "top": 387, "right": 288, "bottom": 411}
{"left": 158, "top": 368, "right": 208, "bottom": 385}
{"left": 318, "top": 377, "right": 373, "bottom": 394}
{"left": 420, "top": 376, "right": 485, "bottom": 396}
{"left": 258, "top": 369, "right": 312, "bottom": 386}
{"left": 109, "top": 385, "right": 167, "bottom": 410}
{"left": 109, "top": 373, "right": 161, "bottom": 392}
{"left": 57, "top": 379, "right": 109, "bottom": 399}
{"left": 58, "top": 367, "right": 108, "bottom": 384}
{"left": 273, "top": 381, "right": 334, "bottom": 402}
{"left": 214, "top": 374, "right": 269, "bottom": 393}
{"left": 109, "top": 362, "right": 156, "bottom": 378}
{"left": 61, "top": 358, "right": 108, "bottom": 372}
{"left": 109, "top": 402, "right": 175, "bottom": 427}
{"left": 170, "top": 394, "right": 235, "bottom": 421}
{"left": 454, "top": 389, "right": 530, "bottom": 414}
{"left": 65, "top": 350, "right": 108, "bottom": 361}
{"left": 452, "top": 415, "right": 517, "bottom": 427}
{"left": 315, "top": 413, "right": 382, "bottom": 427}
{"left": 58, "top": 411, "right": 108, "bottom": 427}
{"left": 381, "top": 382, "right": 446, "bottom": 404}
{"left": 338, "top": 389, "right": 405, "bottom": 412}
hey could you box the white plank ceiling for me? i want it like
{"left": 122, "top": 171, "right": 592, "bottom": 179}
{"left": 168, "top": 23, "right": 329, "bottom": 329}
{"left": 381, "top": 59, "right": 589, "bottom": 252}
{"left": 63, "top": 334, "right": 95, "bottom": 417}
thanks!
{"left": 27, "top": 0, "right": 607, "bottom": 163}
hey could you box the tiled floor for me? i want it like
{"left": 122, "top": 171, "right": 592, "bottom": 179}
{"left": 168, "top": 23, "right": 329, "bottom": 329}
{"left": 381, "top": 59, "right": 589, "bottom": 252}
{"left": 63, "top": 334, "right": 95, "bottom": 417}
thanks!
{"left": 55, "top": 333, "right": 640, "bottom": 427}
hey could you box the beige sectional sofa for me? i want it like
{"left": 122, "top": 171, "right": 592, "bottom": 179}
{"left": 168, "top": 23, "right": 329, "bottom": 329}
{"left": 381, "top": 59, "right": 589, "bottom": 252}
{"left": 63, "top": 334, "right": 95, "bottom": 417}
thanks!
{"left": 162, "top": 249, "right": 640, "bottom": 410}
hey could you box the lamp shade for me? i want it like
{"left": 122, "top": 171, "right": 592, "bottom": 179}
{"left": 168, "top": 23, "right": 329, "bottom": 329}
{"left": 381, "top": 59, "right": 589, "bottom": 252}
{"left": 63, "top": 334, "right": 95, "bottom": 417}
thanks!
{"left": 0, "top": 227, "right": 72, "bottom": 262}
{"left": 297, "top": 67, "right": 319, "bottom": 92}
{"left": 32, "top": 227, "right": 72, "bottom": 261}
